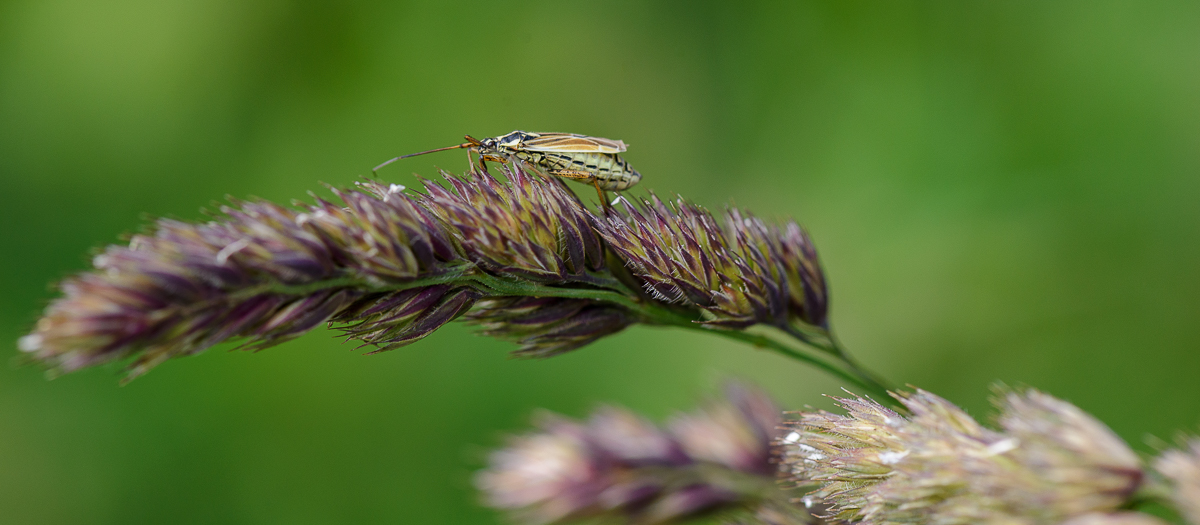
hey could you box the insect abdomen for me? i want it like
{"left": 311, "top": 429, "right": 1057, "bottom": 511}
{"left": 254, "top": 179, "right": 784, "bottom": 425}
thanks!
{"left": 529, "top": 151, "right": 642, "bottom": 191}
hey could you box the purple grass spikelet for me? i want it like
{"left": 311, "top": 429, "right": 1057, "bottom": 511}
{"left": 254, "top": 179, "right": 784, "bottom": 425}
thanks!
{"left": 596, "top": 195, "right": 828, "bottom": 330}
{"left": 21, "top": 181, "right": 465, "bottom": 378}
{"left": 420, "top": 167, "right": 604, "bottom": 282}
{"left": 303, "top": 181, "right": 459, "bottom": 281}
{"left": 464, "top": 297, "right": 633, "bottom": 357}
{"left": 773, "top": 220, "right": 828, "bottom": 328}
{"left": 330, "top": 284, "right": 480, "bottom": 352}
{"left": 476, "top": 383, "right": 813, "bottom": 524}
{"left": 669, "top": 382, "right": 784, "bottom": 476}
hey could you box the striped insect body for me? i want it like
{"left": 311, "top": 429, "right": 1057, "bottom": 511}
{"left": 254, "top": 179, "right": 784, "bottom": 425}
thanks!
{"left": 374, "top": 130, "right": 642, "bottom": 206}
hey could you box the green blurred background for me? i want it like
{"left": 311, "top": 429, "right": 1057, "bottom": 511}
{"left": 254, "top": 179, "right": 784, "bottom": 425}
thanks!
{"left": 2, "top": 1, "right": 1199, "bottom": 523}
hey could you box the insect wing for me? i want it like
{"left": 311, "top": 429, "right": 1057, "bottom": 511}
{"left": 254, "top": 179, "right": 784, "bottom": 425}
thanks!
{"left": 522, "top": 133, "right": 628, "bottom": 154}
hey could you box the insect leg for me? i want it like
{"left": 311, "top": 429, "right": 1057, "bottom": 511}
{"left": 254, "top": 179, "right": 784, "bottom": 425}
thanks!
{"left": 478, "top": 154, "right": 508, "bottom": 175}
{"left": 592, "top": 179, "right": 610, "bottom": 210}
{"left": 546, "top": 169, "right": 593, "bottom": 182}
{"left": 548, "top": 169, "right": 610, "bottom": 209}
{"left": 466, "top": 148, "right": 479, "bottom": 174}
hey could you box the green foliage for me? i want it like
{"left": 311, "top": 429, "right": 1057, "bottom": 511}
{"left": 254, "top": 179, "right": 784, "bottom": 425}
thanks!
{"left": 3, "top": 1, "right": 1200, "bottom": 524}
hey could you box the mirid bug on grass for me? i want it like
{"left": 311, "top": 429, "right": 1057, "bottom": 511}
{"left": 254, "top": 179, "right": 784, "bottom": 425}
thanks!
{"left": 374, "top": 131, "right": 643, "bottom": 207}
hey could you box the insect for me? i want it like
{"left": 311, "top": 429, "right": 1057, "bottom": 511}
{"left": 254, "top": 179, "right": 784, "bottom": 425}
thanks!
{"left": 373, "top": 131, "right": 642, "bottom": 206}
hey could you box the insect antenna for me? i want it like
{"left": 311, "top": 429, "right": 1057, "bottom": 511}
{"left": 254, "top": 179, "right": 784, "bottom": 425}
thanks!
{"left": 372, "top": 139, "right": 476, "bottom": 174}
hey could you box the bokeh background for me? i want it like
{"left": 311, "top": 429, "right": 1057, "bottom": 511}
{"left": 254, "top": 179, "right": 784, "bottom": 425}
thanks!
{"left": 2, "top": 1, "right": 1199, "bottom": 523}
